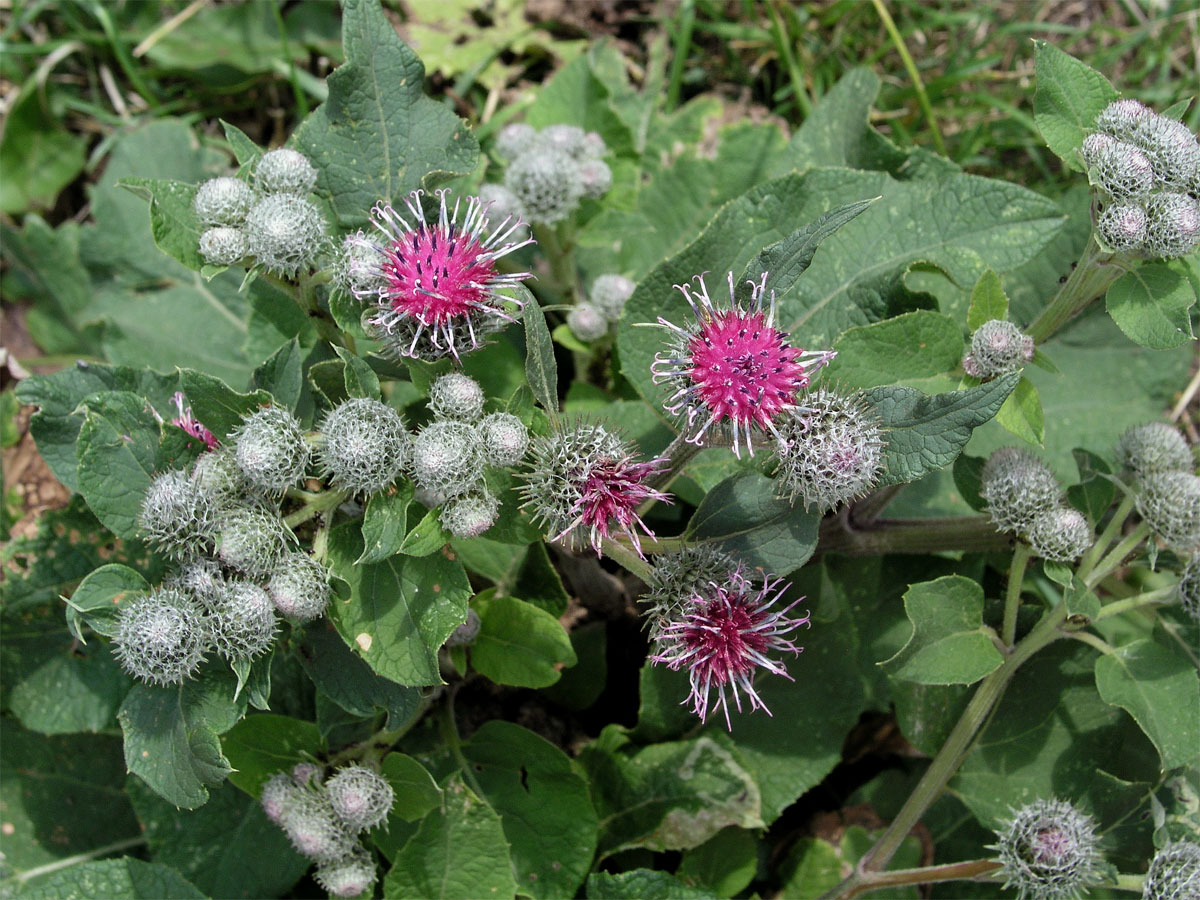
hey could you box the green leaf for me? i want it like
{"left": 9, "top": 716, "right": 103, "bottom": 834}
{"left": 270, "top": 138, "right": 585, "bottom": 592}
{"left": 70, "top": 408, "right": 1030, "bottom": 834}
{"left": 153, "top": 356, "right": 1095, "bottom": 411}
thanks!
{"left": 221, "top": 713, "right": 324, "bottom": 796}
{"left": 525, "top": 53, "right": 634, "bottom": 157}
{"left": 995, "top": 376, "right": 1045, "bottom": 445}
{"left": 380, "top": 752, "right": 442, "bottom": 822}
{"left": 463, "top": 721, "right": 599, "bottom": 899}
{"left": 881, "top": 576, "right": 1004, "bottom": 685}
{"left": 8, "top": 638, "right": 130, "bottom": 735}
{"left": 966, "top": 268, "right": 1010, "bottom": 331}
{"left": 75, "top": 392, "right": 164, "bottom": 538}
{"left": 952, "top": 453, "right": 987, "bottom": 512}
{"left": 118, "top": 670, "right": 243, "bottom": 809}
{"left": 298, "top": 625, "right": 422, "bottom": 728}
{"left": 522, "top": 288, "right": 559, "bottom": 414}
{"left": 1095, "top": 639, "right": 1200, "bottom": 771}
{"left": 587, "top": 870, "right": 717, "bottom": 899}
{"left": 781, "top": 826, "right": 923, "bottom": 900}
{"left": 541, "top": 622, "right": 607, "bottom": 710}
{"left": 0, "top": 84, "right": 86, "bottom": 214}
{"left": 1067, "top": 449, "right": 1115, "bottom": 524}
{"left": 20, "top": 858, "right": 206, "bottom": 900}
{"left": 357, "top": 484, "right": 414, "bottom": 564}
{"left": 0, "top": 216, "right": 96, "bottom": 354}
{"left": 117, "top": 178, "right": 204, "bottom": 272}
{"left": 326, "top": 521, "right": 471, "bottom": 686}
{"left": 177, "top": 369, "right": 271, "bottom": 440}
{"left": 582, "top": 733, "right": 763, "bottom": 855}
{"left": 292, "top": 0, "right": 478, "bottom": 227}
{"left": 683, "top": 473, "right": 819, "bottom": 575}
{"left": 66, "top": 563, "right": 149, "bottom": 641}
{"left": 676, "top": 827, "right": 758, "bottom": 898}
{"left": 250, "top": 338, "right": 303, "bottom": 410}
{"left": 399, "top": 504, "right": 454, "bottom": 557}
{"left": 384, "top": 776, "right": 518, "bottom": 900}
{"left": 866, "top": 372, "right": 1020, "bottom": 487}
{"left": 334, "top": 344, "right": 381, "bottom": 399}
{"left": 1033, "top": 41, "right": 1119, "bottom": 169}
{"left": 471, "top": 593, "right": 576, "bottom": 688}
{"left": 220, "top": 119, "right": 264, "bottom": 168}
{"left": 512, "top": 540, "right": 571, "bottom": 616}
{"left": 1106, "top": 263, "right": 1196, "bottom": 350}
{"left": 824, "top": 310, "right": 964, "bottom": 389}
{"left": 127, "top": 779, "right": 308, "bottom": 899}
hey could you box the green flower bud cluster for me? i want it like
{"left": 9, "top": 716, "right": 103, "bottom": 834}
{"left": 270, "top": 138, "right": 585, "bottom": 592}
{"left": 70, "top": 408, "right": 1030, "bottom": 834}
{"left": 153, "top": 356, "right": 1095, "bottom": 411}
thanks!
{"left": 962, "top": 319, "right": 1035, "bottom": 380}
{"left": 981, "top": 448, "right": 1092, "bottom": 560}
{"left": 771, "top": 388, "right": 886, "bottom": 514}
{"left": 1117, "top": 422, "right": 1200, "bottom": 552}
{"left": 316, "top": 398, "right": 410, "bottom": 497}
{"left": 1143, "top": 841, "right": 1200, "bottom": 900}
{"left": 1084, "top": 100, "right": 1200, "bottom": 258}
{"left": 195, "top": 148, "right": 328, "bottom": 276}
{"left": 409, "top": 374, "right": 530, "bottom": 540}
{"left": 260, "top": 764, "right": 393, "bottom": 897}
{"left": 991, "top": 798, "right": 1104, "bottom": 900}
{"left": 234, "top": 406, "right": 310, "bottom": 494}
{"left": 1117, "top": 422, "right": 1195, "bottom": 481}
{"left": 489, "top": 122, "right": 611, "bottom": 224}
{"left": 1179, "top": 553, "right": 1200, "bottom": 622}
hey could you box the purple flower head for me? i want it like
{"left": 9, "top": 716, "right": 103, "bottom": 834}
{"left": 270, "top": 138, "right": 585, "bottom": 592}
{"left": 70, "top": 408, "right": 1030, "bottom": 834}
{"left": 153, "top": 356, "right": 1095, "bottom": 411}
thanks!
{"left": 171, "top": 392, "right": 219, "bottom": 451}
{"left": 649, "top": 564, "right": 809, "bottom": 729}
{"left": 651, "top": 271, "right": 835, "bottom": 457}
{"left": 521, "top": 422, "right": 672, "bottom": 557}
{"left": 348, "top": 189, "right": 535, "bottom": 362}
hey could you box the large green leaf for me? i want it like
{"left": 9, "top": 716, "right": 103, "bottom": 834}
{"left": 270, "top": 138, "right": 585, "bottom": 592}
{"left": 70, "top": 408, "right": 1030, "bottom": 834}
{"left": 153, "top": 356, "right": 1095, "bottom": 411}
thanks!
{"left": 221, "top": 713, "right": 324, "bottom": 796}
{"left": 470, "top": 593, "right": 576, "bottom": 689}
{"left": 0, "top": 84, "right": 86, "bottom": 215}
{"left": 823, "top": 310, "right": 964, "bottom": 389}
{"left": 325, "top": 521, "right": 471, "bottom": 686}
{"left": 1105, "top": 263, "right": 1196, "bottom": 350}
{"left": 588, "top": 869, "right": 717, "bottom": 899}
{"left": 1033, "top": 41, "right": 1118, "bottom": 170}
{"left": 8, "top": 634, "right": 130, "bottom": 734}
{"left": 19, "top": 860, "right": 205, "bottom": 900}
{"left": 298, "top": 624, "right": 422, "bottom": 727}
{"left": 463, "top": 722, "right": 599, "bottom": 899}
{"left": 292, "top": 0, "right": 478, "bottom": 227}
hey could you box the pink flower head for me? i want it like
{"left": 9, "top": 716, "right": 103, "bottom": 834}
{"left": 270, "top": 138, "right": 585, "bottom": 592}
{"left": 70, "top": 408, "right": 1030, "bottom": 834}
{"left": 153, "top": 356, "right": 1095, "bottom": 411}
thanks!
{"left": 350, "top": 189, "right": 534, "bottom": 361}
{"left": 171, "top": 392, "right": 219, "bottom": 451}
{"left": 651, "top": 271, "right": 835, "bottom": 457}
{"left": 521, "top": 422, "right": 672, "bottom": 557}
{"left": 649, "top": 564, "right": 808, "bottom": 729}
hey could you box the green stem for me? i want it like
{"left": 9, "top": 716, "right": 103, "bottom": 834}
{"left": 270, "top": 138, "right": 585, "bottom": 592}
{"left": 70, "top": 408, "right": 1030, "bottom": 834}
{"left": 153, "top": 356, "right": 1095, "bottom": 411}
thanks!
{"left": 870, "top": 0, "right": 946, "bottom": 156}
{"left": 1084, "top": 521, "right": 1152, "bottom": 589}
{"left": 1068, "top": 630, "right": 1117, "bottom": 655}
{"left": 602, "top": 538, "right": 655, "bottom": 581}
{"left": 439, "top": 686, "right": 486, "bottom": 798}
{"left": 828, "top": 858, "right": 1001, "bottom": 899}
{"left": 2, "top": 836, "right": 148, "bottom": 886}
{"left": 1077, "top": 489, "right": 1137, "bottom": 581}
{"left": 1096, "top": 585, "right": 1178, "bottom": 620}
{"left": 666, "top": 0, "right": 696, "bottom": 111}
{"left": 1002, "top": 543, "right": 1032, "bottom": 647}
{"left": 1026, "top": 237, "right": 1128, "bottom": 343}
{"left": 766, "top": 1, "right": 811, "bottom": 118}
{"left": 535, "top": 223, "right": 582, "bottom": 304}
{"left": 850, "top": 484, "right": 904, "bottom": 526}
{"left": 817, "top": 515, "right": 1011, "bottom": 557}
{"left": 643, "top": 432, "right": 704, "bottom": 503}
{"left": 284, "top": 488, "right": 349, "bottom": 529}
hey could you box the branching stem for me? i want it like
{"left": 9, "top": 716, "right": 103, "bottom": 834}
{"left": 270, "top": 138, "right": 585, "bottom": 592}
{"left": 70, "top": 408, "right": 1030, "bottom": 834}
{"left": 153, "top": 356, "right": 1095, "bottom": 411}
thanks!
{"left": 1002, "top": 542, "right": 1032, "bottom": 647}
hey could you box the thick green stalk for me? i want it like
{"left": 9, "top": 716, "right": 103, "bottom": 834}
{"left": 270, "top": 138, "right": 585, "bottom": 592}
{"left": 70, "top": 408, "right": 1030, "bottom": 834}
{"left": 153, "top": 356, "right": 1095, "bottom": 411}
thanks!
{"left": 1026, "top": 237, "right": 1127, "bottom": 343}
{"left": 1095, "top": 585, "right": 1177, "bottom": 620}
{"left": 284, "top": 488, "right": 349, "bottom": 528}
{"left": 1077, "top": 489, "right": 1137, "bottom": 580}
{"left": 1084, "top": 521, "right": 1152, "bottom": 589}
{"left": 818, "top": 515, "right": 1011, "bottom": 556}
{"left": 1002, "top": 542, "right": 1032, "bottom": 647}
{"left": 832, "top": 858, "right": 1001, "bottom": 899}
{"left": 602, "top": 539, "right": 654, "bottom": 581}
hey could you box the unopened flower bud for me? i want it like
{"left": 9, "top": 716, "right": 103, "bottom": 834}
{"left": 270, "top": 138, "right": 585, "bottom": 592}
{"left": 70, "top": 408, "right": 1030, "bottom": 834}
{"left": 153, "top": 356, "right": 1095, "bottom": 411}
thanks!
{"left": 495, "top": 122, "right": 536, "bottom": 161}
{"left": 1137, "top": 116, "right": 1200, "bottom": 192}
{"left": 772, "top": 388, "right": 885, "bottom": 513}
{"left": 140, "top": 470, "right": 215, "bottom": 558}
{"left": 992, "top": 798, "right": 1103, "bottom": 900}
{"left": 1089, "top": 140, "right": 1155, "bottom": 200}
{"left": 567, "top": 303, "right": 608, "bottom": 342}
{"left": 1081, "top": 133, "right": 1116, "bottom": 169}
{"left": 193, "top": 177, "right": 256, "bottom": 226}
{"left": 1145, "top": 192, "right": 1200, "bottom": 259}
{"left": 538, "top": 124, "right": 587, "bottom": 158}
{"left": 578, "top": 159, "right": 612, "bottom": 199}
{"left": 1095, "top": 99, "right": 1152, "bottom": 141}
{"left": 208, "top": 581, "right": 276, "bottom": 662}
{"left": 440, "top": 491, "right": 499, "bottom": 539}
{"left": 216, "top": 507, "right": 291, "bottom": 577}
{"left": 1137, "top": 470, "right": 1200, "bottom": 550}
{"left": 962, "top": 320, "right": 1036, "bottom": 379}
{"left": 317, "top": 398, "right": 409, "bottom": 496}
{"left": 1143, "top": 841, "right": 1200, "bottom": 900}
{"left": 292, "top": 762, "right": 322, "bottom": 786}
{"left": 199, "top": 227, "right": 249, "bottom": 266}
{"left": 315, "top": 847, "right": 377, "bottom": 899}
{"left": 235, "top": 406, "right": 310, "bottom": 493}
{"left": 1116, "top": 422, "right": 1194, "bottom": 479}
{"left": 1027, "top": 506, "right": 1093, "bottom": 562}
{"left": 325, "top": 765, "right": 394, "bottom": 832}
{"left": 1178, "top": 553, "right": 1200, "bottom": 622}
{"left": 504, "top": 148, "right": 583, "bottom": 224}
{"left": 267, "top": 552, "right": 330, "bottom": 622}
{"left": 334, "top": 231, "right": 390, "bottom": 297}
{"left": 581, "top": 131, "right": 606, "bottom": 159}
{"left": 244, "top": 194, "right": 326, "bottom": 278}
{"left": 444, "top": 608, "right": 481, "bottom": 646}
{"left": 411, "top": 421, "right": 485, "bottom": 498}
{"left": 113, "top": 588, "right": 209, "bottom": 686}
{"left": 981, "top": 447, "right": 1062, "bottom": 535}
{"left": 1097, "top": 203, "right": 1148, "bottom": 252}
{"left": 192, "top": 449, "right": 259, "bottom": 511}
{"left": 280, "top": 791, "right": 358, "bottom": 864}
{"left": 476, "top": 412, "right": 529, "bottom": 467}
{"left": 261, "top": 772, "right": 300, "bottom": 824}
{"left": 254, "top": 148, "right": 318, "bottom": 196}
{"left": 478, "top": 183, "right": 525, "bottom": 228}
{"left": 429, "top": 373, "right": 485, "bottom": 422}
{"left": 589, "top": 274, "right": 636, "bottom": 322}
{"left": 168, "top": 557, "right": 225, "bottom": 609}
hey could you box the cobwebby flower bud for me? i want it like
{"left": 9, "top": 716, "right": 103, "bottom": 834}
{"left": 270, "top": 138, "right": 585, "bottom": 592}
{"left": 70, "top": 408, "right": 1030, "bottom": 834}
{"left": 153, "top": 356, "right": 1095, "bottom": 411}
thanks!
{"left": 537, "top": 124, "right": 587, "bottom": 158}
{"left": 1027, "top": 506, "right": 1093, "bottom": 562}
{"left": 962, "top": 319, "right": 1035, "bottom": 379}
{"left": 992, "top": 798, "right": 1103, "bottom": 900}
{"left": 193, "top": 177, "right": 256, "bottom": 227}
{"left": 207, "top": 581, "right": 276, "bottom": 662}
{"left": 1179, "top": 553, "right": 1200, "bottom": 622}
{"left": 267, "top": 551, "right": 331, "bottom": 622}
{"left": 334, "top": 230, "right": 390, "bottom": 297}
{"left": 199, "top": 227, "right": 249, "bottom": 266}
{"left": 981, "top": 447, "right": 1062, "bottom": 536}
{"left": 428, "top": 373, "right": 485, "bottom": 423}
{"left": 1144, "top": 841, "right": 1200, "bottom": 900}
{"left": 1137, "top": 470, "right": 1200, "bottom": 551}
{"left": 444, "top": 608, "right": 481, "bottom": 646}
{"left": 1137, "top": 116, "right": 1200, "bottom": 192}
{"left": 476, "top": 412, "right": 529, "bottom": 468}
{"left": 168, "top": 557, "right": 226, "bottom": 609}
{"left": 589, "top": 274, "right": 636, "bottom": 322}
{"left": 325, "top": 765, "right": 395, "bottom": 832}
{"left": 315, "top": 847, "right": 377, "bottom": 899}
{"left": 192, "top": 448, "right": 259, "bottom": 511}
{"left": 317, "top": 398, "right": 409, "bottom": 496}
{"left": 504, "top": 147, "right": 584, "bottom": 224}
{"left": 280, "top": 790, "right": 358, "bottom": 864}
{"left": 216, "top": 507, "right": 291, "bottom": 577}
{"left": 292, "top": 762, "right": 322, "bottom": 786}
{"left": 411, "top": 420, "right": 485, "bottom": 499}
{"left": 771, "top": 388, "right": 885, "bottom": 513}
{"left": 440, "top": 491, "right": 499, "bottom": 539}
{"left": 1116, "top": 422, "right": 1193, "bottom": 479}
{"left": 578, "top": 158, "right": 612, "bottom": 199}
{"left": 140, "top": 470, "right": 215, "bottom": 558}
{"left": 113, "top": 588, "right": 209, "bottom": 686}
{"left": 244, "top": 194, "right": 326, "bottom": 278}
{"left": 1097, "top": 202, "right": 1148, "bottom": 252}
{"left": 1088, "top": 139, "right": 1155, "bottom": 200}
{"left": 581, "top": 131, "right": 606, "bottom": 159}
{"left": 1145, "top": 192, "right": 1200, "bottom": 259}
{"left": 495, "top": 122, "right": 536, "bottom": 161}
{"left": 254, "top": 148, "right": 318, "bottom": 196}
{"left": 261, "top": 772, "right": 300, "bottom": 824}
{"left": 234, "top": 406, "right": 310, "bottom": 493}
{"left": 478, "top": 183, "right": 525, "bottom": 228}
{"left": 567, "top": 303, "right": 608, "bottom": 342}
{"left": 1095, "top": 99, "right": 1152, "bottom": 142}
